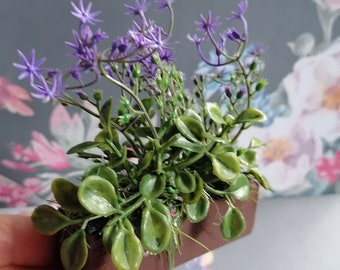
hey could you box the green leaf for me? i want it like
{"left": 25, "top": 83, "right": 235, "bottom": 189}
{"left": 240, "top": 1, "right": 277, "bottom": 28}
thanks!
{"left": 179, "top": 115, "right": 206, "bottom": 140}
{"left": 140, "top": 174, "right": 165, "bottom": 200}
{"left": 174, "top": 116, "right": 200, "bottom": 142}
{"left": 181, "top": 172, "right": 204, "bottom": 204}
{"left": 31, "top": 205, "right": 79, "bottom": 235}
{"left": 67, "top": 141, "right": 103, "bottom": 154}
{"left": 184, "top": 193, "right": 210, "bottom": 223}
{"left": 60, "top": 229, "right": 88, "bottom": 270}
{"left": 221, "top": 206, "right": 246, "bottom": 240}
{"left": 239, "top": 149, "right": 257, "bottom": 166}
{"left": 249, "top": 137, "right": 265, "bottom": 149}
{"left": 205, "top": 102, "right": 226, "bottom": 124}
{"left": 249, "top": 168, "right": 271, "bottom": 190}
{"left": 235, "top": 107, "right": 266, "bottom": 124}
{"left": 227, "top": 174, "right": 250, "bottom": 201}
{"left": 175, "top": 169, "right": 196, "bottom": 193}
{"left": 51, "top": 178, "right": 85, "bottom": 212}
{"left": 210, "top": 152, "right": 240, "bottom": 183}
{"left": 100, "top": 97, "right": 113, "bottom": 134}
{"left": 102, "top": 223, "right": 119, "bottom": 252}
{"left": 83, "top": 164, "right": 118, "bottom": 190}
{"left": 171, "top": 136, "right": 205, "bottom": 153}
{"left": 141, "top": 205, "right": 171, "bottom": 254}
{"left": 111, "top": 227, "right": 143, "bottom": 270}
{"left": 78, "top": 175, "right": 118, "bottom": 216}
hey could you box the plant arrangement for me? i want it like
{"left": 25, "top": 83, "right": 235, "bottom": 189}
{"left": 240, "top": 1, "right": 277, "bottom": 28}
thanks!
{"left": 13, "top": 0, "right": 270, "bottom": 269}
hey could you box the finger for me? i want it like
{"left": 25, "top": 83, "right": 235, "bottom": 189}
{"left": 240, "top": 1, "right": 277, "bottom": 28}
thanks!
{"left": 0, "top": 215, "right": 57, "bottom": 267}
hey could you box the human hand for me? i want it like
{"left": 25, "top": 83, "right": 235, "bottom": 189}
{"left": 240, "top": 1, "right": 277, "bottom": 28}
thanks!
{"left": 0, "top": 214, "right": 58, "bottom": 270}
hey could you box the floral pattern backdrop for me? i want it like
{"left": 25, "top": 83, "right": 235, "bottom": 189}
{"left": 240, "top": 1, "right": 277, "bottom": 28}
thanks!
{"left": 0, "top": 0, "right": 339, "bottom": 268}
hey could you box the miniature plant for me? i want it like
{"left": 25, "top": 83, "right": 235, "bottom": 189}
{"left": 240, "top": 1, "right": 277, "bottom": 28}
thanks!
{"left": 14, "top": 0, "right": 270, "bottom": 269}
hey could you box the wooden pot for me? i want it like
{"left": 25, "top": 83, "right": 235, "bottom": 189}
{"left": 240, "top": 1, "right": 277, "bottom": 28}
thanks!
{"left": 82, "top": 181, "right": 259, "bottom": 270}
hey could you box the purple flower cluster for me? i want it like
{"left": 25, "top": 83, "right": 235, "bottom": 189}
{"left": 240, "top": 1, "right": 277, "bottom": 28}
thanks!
{"left": 188, "top": 0, "right": 249, "bottom": 67}
{"left": 13, "top": 0, "right": 251, "bottom": 103}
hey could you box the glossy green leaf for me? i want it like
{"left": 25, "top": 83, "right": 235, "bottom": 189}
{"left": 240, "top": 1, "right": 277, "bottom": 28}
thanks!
{"left": 181, "top": 172, "right": 204, "bottom": 204}
{"left": 111, "top": 228, "right": 143, "bottom": 270}
{"left": 210, "top": 152, "right": 240, "bottom": 183}
{"left": 141, "top": 206, "right": 171, "bottom": 254}
{"left": 239, "top": 149, "right": 257, "bottom": 166}
{"left": 171, "top": 136, "right": 205, "bottom": 153}
{"left": 83, "top": 164, "right": 118, "bottom": 189}
{"left": 235, "top": 107, "right": 266, "bottom": 124}
{"left": 102, "top": 223, "right": 118, "bottom": 252}
{"left": 140, "top": 174, "right": 165, "bottom": 199}
{"left": 179, "top": 115, "right": 205, "bottom": 140}
{"left": 175, "top": 169, "right": 196, "bottom": 193}
{"left": 227, "top": 174, "right": 250, "bottom": 201}
{"left": 184, "top": 193, "right": 210, "bottom": 223}
{"left": 51, "top": 178, "right": 85, "bottom": 212}
{"left": 249, "top": 168, "right": 271, "bottom": 190}
{"left": 205, "top": 102, "right": 226, "bottom": 124}
{"left": 221, "top": 206, "right": 246, "bottom": 240}
{"left": 174, "top": 116, "right": 199, "bottom": 142}
{"left": 31, "top": 205, "right": 79, "bottom": 235}
{"left": 60, "top": 229, "right": 88, "bottom": 270}
{"left": 78, "top": 175, "right": 118, "bottom": 216}
{"left": 67, "top": 141, "right": 103, "bottom": 154}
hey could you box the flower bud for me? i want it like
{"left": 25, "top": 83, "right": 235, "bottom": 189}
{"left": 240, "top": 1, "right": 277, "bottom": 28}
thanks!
{"left": 225, "top": 85, "right": 232, "bottom": 98}
{"left": 93, "top": 90, "right": 103, "bottom": 101}
{"left": 236, "top": 87, "right": 245, "bottom": 99}
{"left": 255, "top": 79, "right": 267, "bottom": 91}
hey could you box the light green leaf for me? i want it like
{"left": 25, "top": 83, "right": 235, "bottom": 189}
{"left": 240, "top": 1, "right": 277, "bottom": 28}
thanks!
{"left": 227, "top": 174, "right": 250, "bottom": 201}
{"left": 184, "top": 193, "right": 210, "bottom": 223}
{"left": 111, "top": 228, "right": 143, "bottom": 270}
{"left": 78, "top": 175, "right": 118, "bottom": 216}
{"left": 221, "top": 206, "right": 246, "bottom": 240}
{"left": 235, "top": 107, "right": 266, "bottom": 124}
{"left": 60, "top": 229, "right": 88, "bottom": 270}
{"left": 140, "top": 174, "right": 165, "bottom": 199}
{"left": 210, "top": 152, "right": 240, "bottom": 183}
{"left": 141, "top": 205, "right": 171, "bottom": 254}
{"left": 205, "top": 102, "right": 226, "bottom": 124}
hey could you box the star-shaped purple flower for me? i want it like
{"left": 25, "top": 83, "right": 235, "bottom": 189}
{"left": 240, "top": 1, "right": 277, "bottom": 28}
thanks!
{"left": 13, "top": 49, "right": 46, "bottom": 84}
{"left": 71, "top": 0, "right": 102, "bottom": 25}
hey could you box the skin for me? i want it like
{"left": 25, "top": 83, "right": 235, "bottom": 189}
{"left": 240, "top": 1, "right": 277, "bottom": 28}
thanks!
{"left": 0, "top": 215, "right": 58, "bottom": 270}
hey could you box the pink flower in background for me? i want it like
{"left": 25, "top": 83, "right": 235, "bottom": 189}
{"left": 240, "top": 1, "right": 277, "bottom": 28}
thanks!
{"left": 2, "top": 130, "right": 71, "bottom": 171}
{"left": 283, "top": 41, "right": 340, "bottom": 116}
{"left": 0, "top": 76, "right": 34, "bottom": 116}
{"left": 315, "top": 150, "right": 340, "bottom": 184}
{"left": 240, "top": 116, "right": 322, "bottom": 195}
{"left": 324, "top": 0, "right": 340, "bottom": 11}
{"left": 0, "top": 177, "right": 43, "bottom": 207}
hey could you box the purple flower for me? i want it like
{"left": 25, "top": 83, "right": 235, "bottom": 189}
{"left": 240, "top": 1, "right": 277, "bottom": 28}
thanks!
{"left": 155, "top": 0, "right": 174, "bottom": 9}
{"left": 13, "top": 49, "right": 46, "bottom": 84}
{"left": 228, "top": 0, "right": 248, "bottom": 20}
{"left": 226, "top": 27, "right": 244, "bottom": 42}
{"left": 31, "top": 75, "right": 64, "bottom": 102}
{"left": 195, "top": 11, "right": 220, "bottom": 34}
{"left": 227, "top": 0, "right": 249, "bottom": 39}
{"left": 71, "top": 0, "right": 102, "bottom": 25}
{"left": 125, "top": 0, "right": 150, "bottom": 16}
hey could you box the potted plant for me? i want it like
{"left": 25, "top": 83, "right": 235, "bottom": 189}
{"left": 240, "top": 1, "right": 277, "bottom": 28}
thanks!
{"left": 13, "top": 0, "right": 270, "bottom": 269}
